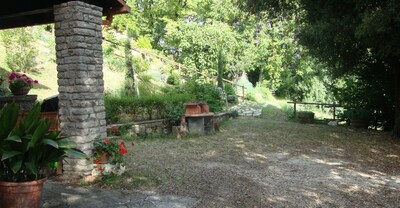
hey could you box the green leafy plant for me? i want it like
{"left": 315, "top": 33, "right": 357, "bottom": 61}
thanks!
{"left": 105, "top": 94, "right": 192, "bottom": 123}
{"left": 166, "top": 72, "right": 180, "bottom": 86}
{"left": 93, "top": 137, "right": 128, "bottom": 164}
{"left": 0, "top": 103, "right": 86, "bottom": 182}
{"left": 1, "top": 28, "right": 38, "bottom": 72}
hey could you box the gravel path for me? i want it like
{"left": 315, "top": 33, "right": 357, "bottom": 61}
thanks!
{"left": 126, "top": 117, "right": 400, "bottom": 208}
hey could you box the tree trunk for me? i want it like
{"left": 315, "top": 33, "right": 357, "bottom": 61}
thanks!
{"left": 217, "top": 50, "right": 224, "bottom": 89}
{"left": 393, "top": 66, "right": 400, "bottom": 138}
{"left": 258, "top": 68, "right": 264, "bottom": 83}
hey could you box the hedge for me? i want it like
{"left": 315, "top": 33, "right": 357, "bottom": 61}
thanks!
{"left": 105, "top": 94, "right": 193, "bottom": 124}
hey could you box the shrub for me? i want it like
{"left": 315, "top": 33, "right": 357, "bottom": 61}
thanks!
{"left": 224, "top": 83, "right": 236, "bottom": 96}
{"left": 105, "top": 94, "right": 192, "bottom": 124}
{"left": 343, "top": 109, "right": 373, "bottom": 120}
{"left": 225, "top": 84, "right": 238, "bottom": 103}
{"left": 184, "top": 81, "right": 224, "bottom": 112}
{"left": 1, "top": 28, "right": 38, "bottom": 72}
{"left": 166, "top": 72, "right": 180, "bottom": 85}
{"left": 162, "top": 80, "right": 224, "bottom": 112}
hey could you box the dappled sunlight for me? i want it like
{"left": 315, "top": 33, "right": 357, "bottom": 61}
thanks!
{"left": 309, "top": 157, "right": 344, "bottom": 166}
{"left": 243, "top": 152, "right": 267, "bottom": 164}
{"left": 330, "top": 170, "right": 343, "bottom": 180}
{"left": 329, "top": 132, "right": 341, "bottom": 139}
{"left": 386, "top": 154, "right": 399, "bottom": 158}
{"left": 202, "top": 150, "right": 216, "bottom": 158}
{"left": 369, "top": 148, "right": 381, "bottom": 154}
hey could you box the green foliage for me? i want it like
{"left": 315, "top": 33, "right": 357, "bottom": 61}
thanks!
{"left": 261, "top": 105, "right": 287, "bottom": 120}
{"left": 281, "top": 104, "right": 295, "bottom": 119}
{"left": 166, "top": 21, "right": 239, "bottom": 77}
{"left": 224, "top": 83, "right": 237, "bottom": 103}
{"left": 246, "top": 82, "right": 275, "bottom": 103}
{"left": 343, "top": 109, "right": 373, "bottom": 121}
{"left": 93, "top": 138, "right": 128, "bottom": 164}
{"left": 136, "top": 36, "right": 153, "bottom": 49}
{"left": 0, "top": 103, "right": 86, "bottom": 182}
{"left": 224, "top": 83, "right": 236, "bottom": 96}
{"left": 166, "top": 71, "right": 180, "bottom": 85}
{"left": 1, "top": 28, "right": 38, "bottom": 72}
{"left": 298, "top": 0, "right": 400, "bottom": 132}
{"left": 179, "top": 80, "right": 224, "bottom": 112}
{"left": 105, "top": 94, "right": 192, "bottom": 123}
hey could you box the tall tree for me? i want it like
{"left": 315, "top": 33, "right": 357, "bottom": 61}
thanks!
{"left": 1, "top": 28, "right": 38, "bottom": 72}
{"left": 241, "top": 0, "right": 400, "bottom": 135}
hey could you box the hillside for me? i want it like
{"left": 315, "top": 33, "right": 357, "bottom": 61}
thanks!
{"left": 0, "top": 26, "right": 125, "bottom": 101}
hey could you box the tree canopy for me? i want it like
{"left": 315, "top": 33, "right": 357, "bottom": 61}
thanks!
{"left": 242, "top": 0, "right": 400, "bottom": 135}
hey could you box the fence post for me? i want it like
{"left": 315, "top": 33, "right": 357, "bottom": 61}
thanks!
{"left": 242, "top": 86, "right": 245, "bottom": 101}
{"left": 333, "top": 102, "right": 336, "bottom": 120}
{"left": 293, "top": 102, "right": 297, "bottom": 118}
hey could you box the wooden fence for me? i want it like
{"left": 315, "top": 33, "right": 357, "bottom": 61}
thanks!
{"left": 287, "top": 101, "right": 343, "bottom": 120}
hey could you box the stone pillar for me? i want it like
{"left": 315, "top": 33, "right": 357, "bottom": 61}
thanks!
{"left": 54, "top": 1, "right": 106, "bottom": 177}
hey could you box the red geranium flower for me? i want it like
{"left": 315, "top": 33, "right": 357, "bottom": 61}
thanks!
{"left": 119, "top": 142, "right": 128, "bottom": 155}
{"left": 104, "top": 138, "right": 110, "bottom": 144}
{"left": 112, "top": 125, "right": 118, "bottom": 131}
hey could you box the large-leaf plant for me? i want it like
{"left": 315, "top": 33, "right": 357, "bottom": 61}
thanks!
{"left": 0, "top": 103, "right": 86, "bottom": 182}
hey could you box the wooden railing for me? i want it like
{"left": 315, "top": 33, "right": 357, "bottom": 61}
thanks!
{"left": 287, "top": 101, "right": 343, "bottom": 120}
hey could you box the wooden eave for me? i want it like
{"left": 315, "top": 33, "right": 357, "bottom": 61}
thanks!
{"left": 0, "top": 0, "right": 130, "bottom": 30}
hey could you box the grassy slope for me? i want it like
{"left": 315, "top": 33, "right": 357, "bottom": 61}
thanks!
{"left": 0, "top": 28, "right": 124, "bottom": 101}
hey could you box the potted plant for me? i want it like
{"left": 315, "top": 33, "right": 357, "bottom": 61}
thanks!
{"left": 7, "top": 72, "right": 38, "bottom": 96}
{"left": 92, "top": 136, "right": 129, "bottom": 176}
{"left": 93, "top": 137, "right": 128, "bottom": 165}
{"left": 344, "top": 109, "right": 372, "bottom": 128}
{"left": 297, "top": 111, "right": 315, "bottom": 123}
{"left": 0, "top": 103, "right": 86, "bottom": 208}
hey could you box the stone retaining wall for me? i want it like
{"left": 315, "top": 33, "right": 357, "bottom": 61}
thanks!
{"left": 108, "top": 119, "right": 171, "bottom": 136}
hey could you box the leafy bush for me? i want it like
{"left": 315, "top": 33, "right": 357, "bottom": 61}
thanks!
{"left": 224, "top": 83, "right": 236, "bottom": 96}
{"left": 1, "top": 28, "right": 38, "bottom": 72}
{"left": 166, "top": 72, "right": 180, "bottom": 85}
{"left": 343, "top": 109, "right": 373, "bottom": 120}
{"left": 162, "top": 80, "right": 224, "bottom": 112}
{"left": 225, "top": 84, "right": 238, "bottom": 103}
{"left": 281, "top": 104, "right": 295, "bottom": 119}
{"left": 184, "top": 81, "right": 224, "bottom": 112}
{"left": 105, "top": 94, "right": 192, "bottom": 124}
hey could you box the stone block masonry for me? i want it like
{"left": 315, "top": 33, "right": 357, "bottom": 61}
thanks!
{"left": 54, "top": 1, "right": 105, "bottom": 178}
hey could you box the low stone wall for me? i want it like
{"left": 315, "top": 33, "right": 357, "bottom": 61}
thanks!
{"left": 107, "top": 119, "right": 171, "bottom": 136}
{"left": 0, "top": 95, "right": 37, "bottom": 110}
{"left": 107, "top": 113, "right": 235, "bottom": 138}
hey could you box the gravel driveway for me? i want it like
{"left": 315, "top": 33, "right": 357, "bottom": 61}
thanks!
{"left": 111, "top": 117, "right": 400, "bottom": 207}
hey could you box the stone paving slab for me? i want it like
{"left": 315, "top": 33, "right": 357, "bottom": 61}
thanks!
{"left": 41, "top": 181, "right": 197, "bottom": 208}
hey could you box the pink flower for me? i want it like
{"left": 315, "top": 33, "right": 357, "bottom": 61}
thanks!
{"left": 104, "top": 138, "right": 110, "bottom": 144}
{"left": 34, "top": 80, "right": 38, "bottom": 84}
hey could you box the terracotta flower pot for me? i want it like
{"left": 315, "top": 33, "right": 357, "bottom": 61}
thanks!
{"left": 200, "top": 103, "right": 210, "bottom": 113}
{"left": 9, "top": 86, "right": 31, "bottom": 96}
{"left": 97, "top": 152, "right": 110, "bottom": 164}
{"left": 0, "top": 178, "right": 47, "bottom": 208}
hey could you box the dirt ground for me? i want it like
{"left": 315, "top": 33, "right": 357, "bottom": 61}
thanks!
{"left": 108, "top": 117, "right": 400, "bottom": 207}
